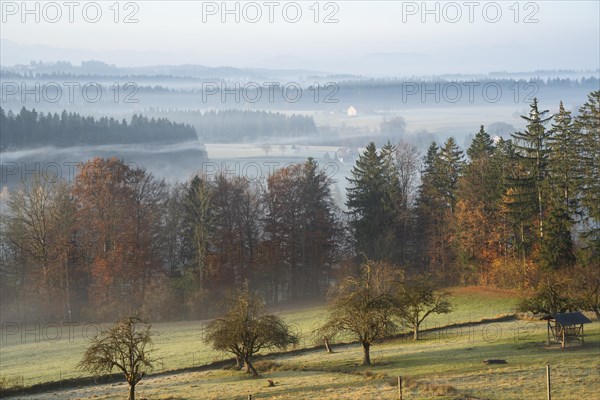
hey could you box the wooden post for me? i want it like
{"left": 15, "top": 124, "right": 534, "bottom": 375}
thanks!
{"left": 248, "top": 395, "right": 252, "bottom": 400}
{"left": 546, "top": 364, "right": 551, "bottom": 400}
{"left": 398, "top": 376, "right": 403, "bottom": 400}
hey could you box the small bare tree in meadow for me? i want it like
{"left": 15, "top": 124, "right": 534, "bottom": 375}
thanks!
{"left": 78, "top": 317, "right": 154, "bottom": 400}
{"left": 261, "top": 143, "right": 272, "bottom": 156}
{"left": 322, "top": 260, "right": 399, "bottom": 366}
{"left": 395, "top": 275, "right": 452, "bottom": 340}
{"left": 204, "top": 288, "right": 299, "bottom": 377}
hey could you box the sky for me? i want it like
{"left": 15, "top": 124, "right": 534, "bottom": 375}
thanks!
{"left": 1, "top": 0, "right": 599, "bottom": 76}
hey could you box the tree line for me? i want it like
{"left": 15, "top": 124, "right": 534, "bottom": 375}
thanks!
{"left": 0, "top": 107, "right": 198, "bottom": 151}
{"left": 146, "top": 109, "right": 317, "bottom": 142}
{"left": 0, "top": 157, "right": 341, "bottom": 322}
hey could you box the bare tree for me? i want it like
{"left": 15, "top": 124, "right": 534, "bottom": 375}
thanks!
{"left": 395, "top": 275, "right": 452, "bottom": 340}
{"left": 572, "top": 263, "right": 600, "bottom": 321}
{"left": 322, "top": 260, "right": 399, "bottom": 365}
{"left": 204, "top": 288, "right": 298, "bottom": 377}
{"left": 6, "top": 177, "right": 75, "bottom": 320}
{"left": 395, "top": 141, "right": 421, "bottom": 212}
{"left": 518, "top": 272, "right": 577, "bottom": 317}
{"left": 78, "top": 317, "right": 154, "bottom": 400}
{"left": 261, "top": 143, "right": 272, "bottom": 156}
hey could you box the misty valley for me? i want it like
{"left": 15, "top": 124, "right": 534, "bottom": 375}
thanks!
{"left": 1, "top": 2, "right": 599, "bottom": 400}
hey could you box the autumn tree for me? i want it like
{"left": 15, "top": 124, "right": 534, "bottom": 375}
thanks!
{"left": 79, "top": 317, "right": 154, "bottom": 400}
{"left": 204, "top": 288, "right": 299, "bottom": 377}
{"left": 208, "top": 174, "right": 263, "bottom": 290}
{"left": 72, "top": 158, "right": 166, "bottom": 319}
{"left": 160, "top": 182, "right": 188, "bottom": 277}
{"left": 264, "top": 158, "right": 339, "bottom": 302}
{"left": 455, "top": 126, "right": 505, "bottom": 278}
{"left": 322, "top": 260, "right": 399, "bottom": 365}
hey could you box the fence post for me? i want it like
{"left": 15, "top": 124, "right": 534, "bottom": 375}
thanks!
{"left": 398, "top": 375, "right": 403, "bottom": 400}
{"left": 546, "top": 364, "right": 551, "bottom": 400}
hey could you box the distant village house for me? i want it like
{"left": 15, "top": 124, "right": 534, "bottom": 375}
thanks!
{"left": 337, "top": 147, "right": 359, "bottom": 164}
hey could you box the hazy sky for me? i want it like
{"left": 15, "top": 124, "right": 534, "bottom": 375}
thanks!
{"left": 1, "top": 0, "right": 599, "bottom": 76}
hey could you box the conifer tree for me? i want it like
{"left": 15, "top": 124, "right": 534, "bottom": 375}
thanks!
{"left": 346, "top": 142, "right": 401, "bottom": 261}
{"left": 455, "top": 126, "right": 503, "bottom": 271}
{"left": 576, "top": 91, "right": 600, "bottom": 257}
{"left": 346, "top": 143, "right": 385, "bottom": 260}
{"left": 510, "top": 98, "right": 553, "bottom": 240}
{"left": 416, "top": 139, "right": 463, "bottom": 276}
{"left": 547, "top": 102, "right": 582, "bottom": 217}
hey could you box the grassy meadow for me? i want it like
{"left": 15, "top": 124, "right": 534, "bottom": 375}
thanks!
{"left": 3, "top": 287, "right": 599, "bottom": 399}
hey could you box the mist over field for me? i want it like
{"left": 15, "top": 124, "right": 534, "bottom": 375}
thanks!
{"left": 1, "top": 1, "right": 599, "bottom": 399}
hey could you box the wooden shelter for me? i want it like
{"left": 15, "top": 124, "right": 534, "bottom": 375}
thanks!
{"left": 545, "top": 312, "right": 591, "bottom": 349}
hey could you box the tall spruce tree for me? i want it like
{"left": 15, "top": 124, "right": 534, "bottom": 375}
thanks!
{"left": 416, "top": 140, "right": 463, "bottom": 277}
{"left": 547, "top": 102, "right": 582, "bottom": 217}
{"left": 576, "top": 91, "right": 600, "bottom": 257}
{"left": 467, "top": 125, "right": 495, "bottom": 160}
{"left": 438, "top": 137, "right": 465, "bottom": 214}
{"left": 501, "top": 137, "right": 538, "bottom": 266}
{"left": 538, "top": 101, "right": 580, "bottom": 269}
{"left": 346, "top": 142, "right": 399, "bottom": 261}
{"left": 510, "top": 98, "right": 554, "bottom": 240}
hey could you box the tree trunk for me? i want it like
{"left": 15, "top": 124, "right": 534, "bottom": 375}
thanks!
{"left": 324, "top": 337, "right": 332, "bottom": 353}
{"left": 129, "top": 383, "right": 135, "bottom": 400}
{"left": 413, "top": 325, "right": 419, "bottom": 340}
{"left": 235, "top": 355, "right": 243, "bottom": 369}
{"left": 362, "top": 342, "right": 371, "bottom": 366}
{"left": 244, "top": 359, "right": 260, "bottom": 378}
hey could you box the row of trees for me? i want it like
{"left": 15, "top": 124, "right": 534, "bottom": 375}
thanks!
{"left": 0, "top": 157, "right": 341, "bottom": 321}
{"left": 346, "top": 91, "right": 599, "bottom": 288}
{"left": 155, "top": 109, "right": 318, "bottom": 142}
{"left": 80, "top": 260, "right": 450, "bottom": 400}
{"left": 0, "top": 107, "right": 198, "bottom": 150}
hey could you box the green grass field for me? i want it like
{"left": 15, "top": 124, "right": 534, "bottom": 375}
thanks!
{"left": 0, "top": 287, "right": 518, "bottom": 388}
{"left": 3, "top": 287, "right": 599, "bottom": 399}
